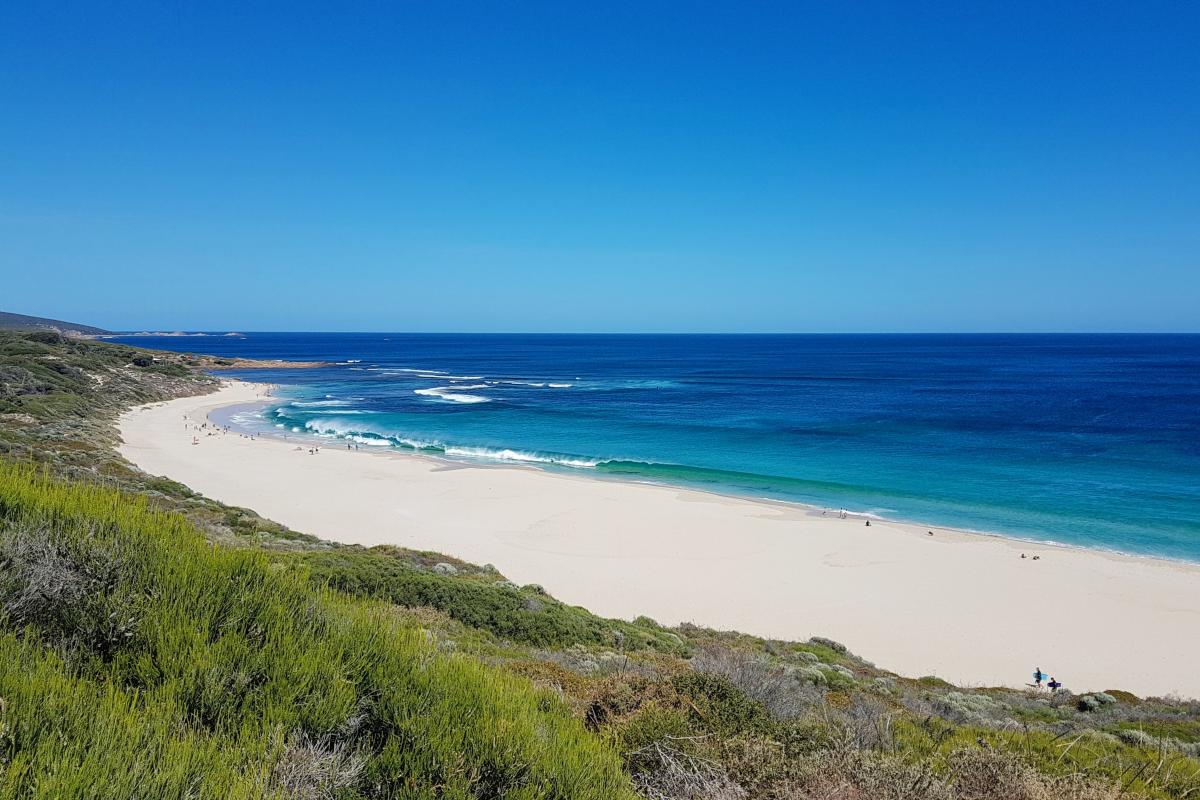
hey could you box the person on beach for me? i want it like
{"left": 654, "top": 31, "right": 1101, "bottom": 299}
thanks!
{"left": 1033, "top": 667, "right": 1044, "bottom": 687}
{"left": 1048, "top": 677, "right": 1061, "bottom": 691}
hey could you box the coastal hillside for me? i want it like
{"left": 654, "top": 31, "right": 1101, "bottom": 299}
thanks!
{"left": 2, "top": 330, "right": 1199, "bottom": 799}
{"left": 0, "top": 311, "right": 110, "bottom": 337}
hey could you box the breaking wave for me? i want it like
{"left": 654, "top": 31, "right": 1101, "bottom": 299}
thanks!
{"left": 441, "top": 446, "right": 601, "bottom": 467}
{"left": 413, "top": 385, "right": 491, "bottom": 403}
{"left": 291, "top": 399, "right": 352, "bottom": 407}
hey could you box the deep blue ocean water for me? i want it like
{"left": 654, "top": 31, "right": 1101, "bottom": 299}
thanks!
{"left": 111, "top": 333, "right": 1200, "bottom": 561}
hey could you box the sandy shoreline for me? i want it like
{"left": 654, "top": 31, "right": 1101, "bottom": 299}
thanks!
{"left": 118, "top": 380, "right": 1200, "bottom": 697}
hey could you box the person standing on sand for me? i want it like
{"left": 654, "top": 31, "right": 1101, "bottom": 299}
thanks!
{"left": 1033, "top": 667, "right": 1044, "bottom": 687}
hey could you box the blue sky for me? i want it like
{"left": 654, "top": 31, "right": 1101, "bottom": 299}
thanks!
{"left": 2, "top": 2, "right": 1197, "bottom": 332}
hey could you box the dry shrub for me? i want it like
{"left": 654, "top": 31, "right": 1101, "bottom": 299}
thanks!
{"left": 692, "top": 645, "right": 823, "bottom": 720}
{"left": 270, "top": 730, "right": 365, "bottom": 800}
{"left": 836, "top": 694, "right": 896, "bottom": 751}
{"left": 775, "top": 750, "right": 952, "bottom": 800}
{"left": 0, "top": 521, "right": 136, "bottom": 655}
{"left": 630, "top": 738, "right": 747, "bottom": 800}
{"left": 717, "top": 734, "right": 788, "bottom": 795}
{"left": 747, "top": 746, "right": 1121, "bottom": 800}
{"left": 1, "top": 525, "right": 90, "bottom": 625}
{"left": 949, "top": 747, "right": 1120, "bottom": 800}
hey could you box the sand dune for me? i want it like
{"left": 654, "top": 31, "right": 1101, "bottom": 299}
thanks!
{"left": 118, "top": 380, "right": 1200, "bottom": 697}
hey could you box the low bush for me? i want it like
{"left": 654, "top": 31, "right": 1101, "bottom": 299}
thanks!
{"left": 291, "top": 547, "right": 684, "bottom": 652}
{"left": 691, "top": 645, "right": 823, "bottom": 720}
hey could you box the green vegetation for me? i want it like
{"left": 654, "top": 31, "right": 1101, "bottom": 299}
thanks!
{"left": 0, "top": 330, "right": 320, "bottom": 548}
{"left": 2, "top": 329, "right": 1199, "bottom": 798}
{"left": 0, "top": 463, "right": 633, "bottom": 798}
{"left": 290, "top": 548, "right": 686, "bottom": 652}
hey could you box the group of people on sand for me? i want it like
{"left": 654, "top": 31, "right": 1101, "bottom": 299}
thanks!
{"left": 1032, "top": 667, "right": 1062, "bottom": 692}
{"left": 184, "top": 414, "right": 252, "bottom": 445}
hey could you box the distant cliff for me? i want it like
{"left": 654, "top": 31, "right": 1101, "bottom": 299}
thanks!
{"left": 0, "top": 310, "right": 110, "bottom": 336}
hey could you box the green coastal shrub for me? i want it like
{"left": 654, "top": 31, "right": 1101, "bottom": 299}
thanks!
{"left": 809, "top": 636, "right": 848, "bottom": 654}
{"left": 936, "top": 692, "right": 1011, "bottom": 727}
{"left": 671, "top": 671, "right": 775, "bottom": 735}
{"left": 1118, "top": 728, "right": 1157, "bottom": 748}
{"left": 290, "top": 548, "right": 684, "bottom": 652}
{"left": 0, "top": 463, "right": 635, "bottom": 798}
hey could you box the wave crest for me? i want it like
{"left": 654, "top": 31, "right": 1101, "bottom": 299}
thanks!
{"left": 414, "top": 386, "right": 491, "bottom": 404}
{"left": 291, "top": 399, "right": 352, "bottom": 407}
{"left": 441, "top": 446, "right": 600, "bottom": 468}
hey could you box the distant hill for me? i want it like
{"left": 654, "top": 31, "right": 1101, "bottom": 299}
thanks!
{"left": 0, "top": 311, "right": 110, "bottom": 336}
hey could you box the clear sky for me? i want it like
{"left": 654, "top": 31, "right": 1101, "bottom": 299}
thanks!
{"left": 2, "top": 3, "right": 1197, "bottom": 332}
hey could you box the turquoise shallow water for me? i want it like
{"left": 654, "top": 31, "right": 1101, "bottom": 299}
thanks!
{"left": 114, "top": 333, "right": 1200, "bottom": 561}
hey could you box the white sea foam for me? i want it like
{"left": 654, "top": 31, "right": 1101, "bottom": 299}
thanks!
{"left": 442, "top": 446, "right": 600, "bottom": 468}
{"left": 303, "top": 409, "right": 377, "bottom": 415}
{"left": 347, "top": 435, "right": 391, "bottom": 447}
{"left": 285, "top": 416, "right": 607, "bottom": 470}
{"left": 303, "top": 418, "right": 362, "bottom": 435}
{"left": 386, "top": 367, "right": 486, "bottom": 380}
{"left": 414, "top": 386, "right": 491, "bottom": 403}
{"left": 291, "top": 399, "right": 352, "bottom": 407}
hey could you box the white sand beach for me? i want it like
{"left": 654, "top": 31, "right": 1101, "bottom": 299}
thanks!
{"left": 119, "top": 381, "right": 1200, "bottom": 698}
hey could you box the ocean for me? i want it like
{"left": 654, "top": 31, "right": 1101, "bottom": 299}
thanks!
{"left": 111, "top": 333, "right": 1200, "bottom": 561}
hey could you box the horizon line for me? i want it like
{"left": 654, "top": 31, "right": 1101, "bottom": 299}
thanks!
{"left": 100, "top": 330, "right": 1200, "bottom": 336}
